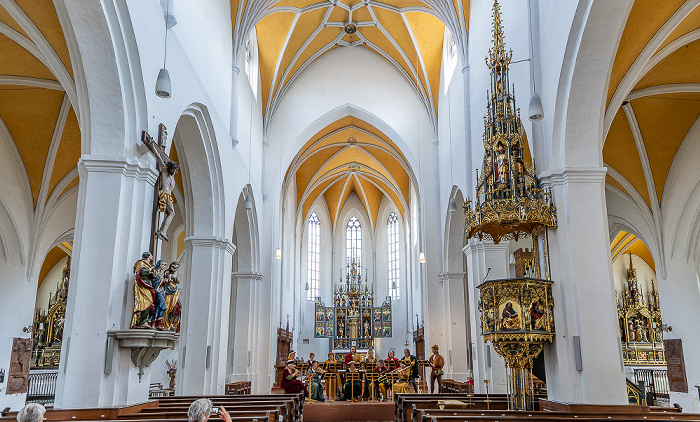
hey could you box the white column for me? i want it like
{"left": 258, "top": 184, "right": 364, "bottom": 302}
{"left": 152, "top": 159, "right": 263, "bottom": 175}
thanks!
{"left": 656, "top": 256, "right": 700, "bottom": 412}
{"left": 463, "top": 240, "right": 509, "bottom": 393}
{"left": 178, "top": 236, "right": 235, "bottom": 395}
{"left": 54, "top": 156, "right": 156, "bottom": 409}
{"left": 439, "top": 272, "right": 471, "bottom": 382}
{"left": 542, "top": 167, "right": 627, "bottom": 404}
{"left": 228, "top": 272, "right": 263, "bottom": 386}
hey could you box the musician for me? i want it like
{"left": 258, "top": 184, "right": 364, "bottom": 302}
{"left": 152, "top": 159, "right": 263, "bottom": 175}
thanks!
{"left": 338, "top": 361, "right": 362, "bottom": 401}
{"left": 306, "top": 352, "right": 316, "bottom": 366}
{"left": 386, "top": 350, "right": 399, "bottom": 369}
{"left": 306, "top": 360, "right": 326, "bottom": 401}
{"left": 364, "top": 349, "right": 377, "bottom": 369}
{"left": 391, "top": 360, "right": 411, "bottom": 395}
{"left": 288, "top": 350, "right": 296, "bottom": 361}
{"left": 428, "top": 344, "right": 445, "bottom": 393}
{"left": 324, "top": 352, "right": 341, "bottom": 397}
{"left": 362, "top": 349, "right": 377, "bottom": 398}
{"left": 369, "top": 359, "right": 389, "bottom": 401}
{"left": 401, "top": 348, "right": 418, "bottom": 393}
{"left": 344, "top": 346, "right": 360, "bottom": 367}
{"left": 280, "top": 360, "right": 308, "bottom": 397}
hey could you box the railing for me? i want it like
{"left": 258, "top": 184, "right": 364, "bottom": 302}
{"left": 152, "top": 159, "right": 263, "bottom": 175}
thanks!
{"left": 26, "top": 371, "right": 58, "bottom": 404}
{"left": 634, "top": 369, "right": 670, "bottom": 406}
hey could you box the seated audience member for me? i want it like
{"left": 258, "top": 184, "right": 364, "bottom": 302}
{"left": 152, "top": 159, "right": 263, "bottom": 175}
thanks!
{"left": 16, "top": 404, "right": 46, "bottom": 422}
{"left": 338, "top": 361, "right": 362, "bottom": 401}
{"left": 281, "top": 360, "right": 309, "bottom": 397}
{"left": 187, "top": 399, "right": 232, "bottom": 422}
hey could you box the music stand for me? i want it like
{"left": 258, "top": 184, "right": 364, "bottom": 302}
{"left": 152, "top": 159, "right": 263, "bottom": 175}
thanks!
{"left": 418, "top": 360, "right": 430, "bottom": 393}
{"left": 323, "top": 371, "right": 339, "bottom": 401}
{"left": 386, "top": 360, "right": 397, "bottom": 371}
{"left": 345, "top": 371, "right": 363, "bottom": 400}
{"left": 297, "top": 362, "right": 309, "bottom": 374}
{"left": 365, "top": 372, "right": 380, "bottom": 401}
{"left": 386, "top": 371, "right": 400, "bottom": 400}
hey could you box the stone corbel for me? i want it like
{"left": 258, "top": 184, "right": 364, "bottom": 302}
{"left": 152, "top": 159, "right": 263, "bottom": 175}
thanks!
{"left": 107, "top": 330, "right": 179, "bottom": 382}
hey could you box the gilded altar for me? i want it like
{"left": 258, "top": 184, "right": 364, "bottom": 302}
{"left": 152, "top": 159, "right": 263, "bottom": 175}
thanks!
{"left": 314, "top": 259, "right": 391, "bottom": 349}
{"left": 31, "top": 258, "right": 70, "bottom": 369}
{"left": 617, "top": 253, "right": 665, "bottom": 366}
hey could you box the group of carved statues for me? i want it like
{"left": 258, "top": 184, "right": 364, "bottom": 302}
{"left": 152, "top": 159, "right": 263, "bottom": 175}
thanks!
{"left": 131, "top": 251, "right": 181, "bottom": 331}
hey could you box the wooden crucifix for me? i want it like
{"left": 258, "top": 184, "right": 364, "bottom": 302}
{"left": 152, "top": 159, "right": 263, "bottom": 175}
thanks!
{"left": 141, "top": 124, "right": 179, "bottom": 255}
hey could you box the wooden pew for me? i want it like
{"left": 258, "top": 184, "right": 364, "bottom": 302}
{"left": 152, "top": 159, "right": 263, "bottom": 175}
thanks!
{"left": 153, "top": 394, "right": 303, "bottom": 422}
{"left": 413, "top": 408, "right": 700, "bottom": 422}
{"left": 119, "top": 405, "right": 283, "bottom": 421}
{"left": 395, "top": 393, "right": 510, "bottom": 422}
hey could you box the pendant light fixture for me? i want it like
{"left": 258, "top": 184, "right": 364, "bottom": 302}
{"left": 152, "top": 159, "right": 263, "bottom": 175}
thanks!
{"left": 245, "top": 87, "right": 255, "bottom": 210}
{"left": 448, "top": 198, "right": 458, "bottom": 214}
{"left": 155, "top": 1, "right": 172, "bottom": 98}
{"left": 527, "top": 0, "right": 543, "bottom": 121}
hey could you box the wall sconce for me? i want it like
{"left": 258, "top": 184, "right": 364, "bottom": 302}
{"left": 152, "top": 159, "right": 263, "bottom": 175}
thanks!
{"left": 419, "top": 252, "right": 426, "bottom": 264}
{"left": 275, "top": 248, "right": 282, "bottom": 260}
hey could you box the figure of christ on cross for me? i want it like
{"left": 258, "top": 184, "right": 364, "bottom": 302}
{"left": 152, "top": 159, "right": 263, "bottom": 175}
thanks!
{"left": 141, "top": 124, "right": 178, "bottom": 246}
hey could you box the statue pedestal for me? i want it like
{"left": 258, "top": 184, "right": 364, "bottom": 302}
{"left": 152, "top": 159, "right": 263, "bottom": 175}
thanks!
{"left": 107, "top": 329, "right": 178, "bottom": 382}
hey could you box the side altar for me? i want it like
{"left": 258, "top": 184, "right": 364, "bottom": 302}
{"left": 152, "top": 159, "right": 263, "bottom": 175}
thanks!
{"left": 617, "top": 252, "right": 665, "bottom": 366}
{"left": 314, "top": 259, "right": 392, "bottom": 350}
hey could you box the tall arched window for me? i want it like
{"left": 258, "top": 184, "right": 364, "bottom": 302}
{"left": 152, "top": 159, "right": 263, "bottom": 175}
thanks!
{"left": 387, "top": 212, "right": 400, "bottom": 299}
{"left": 307, "top": 212, "right": 320, "bottom": 300}
{"left": 346, "top": 216, "right": 362, "bottom": 267}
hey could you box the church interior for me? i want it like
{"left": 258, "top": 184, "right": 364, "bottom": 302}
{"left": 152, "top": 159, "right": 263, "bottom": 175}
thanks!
{"left": 1, "top": 0, "right": 700, "bottom": 421}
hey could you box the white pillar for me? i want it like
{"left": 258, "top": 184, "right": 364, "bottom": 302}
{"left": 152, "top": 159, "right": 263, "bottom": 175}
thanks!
{"left": 178, "top": 236, "right": 235, "bottom": 395}
{"left": 439, "top": 272, "right": 471, "bottom": 382}
{"left": 54, "top": 156, "right": 156, "bottom": 408}
{"left": 542, "top": 167, "right": 627, "bottom": 404}
{"left": 463, "top": 240, "right": 509, "bottom": 393}
{"left": 228, "top": 272, "right": 262, "bottom": 387}
{"left": 656, "top": 256, "right": 700, "bottom": 412}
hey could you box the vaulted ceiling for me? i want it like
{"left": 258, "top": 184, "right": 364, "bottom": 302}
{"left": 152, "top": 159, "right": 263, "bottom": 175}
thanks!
{"left": 610, "top": 230, "right": 654, "bottom": 272}
{"left": 287, "top": 116, "right": 412, "bottom": 229}
{"left": 0, "top": 1, "right": 80, "bottom": 210}
{"left": 232, "top": 0, "right": 470, "bottom": 131}
{"left": 604, "top": 1, "right": 700, "bottom": 215}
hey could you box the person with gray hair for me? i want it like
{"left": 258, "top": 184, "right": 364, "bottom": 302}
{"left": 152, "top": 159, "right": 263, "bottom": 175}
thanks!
{"left": 16, "top": 403, "right": 46, "bottom": 422}
{"left": 187, "top": 399, "right": 230, "bottom": 422}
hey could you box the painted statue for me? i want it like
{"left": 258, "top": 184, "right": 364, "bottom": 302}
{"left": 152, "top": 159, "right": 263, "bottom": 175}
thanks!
{"left": 131, "top": 252, "right": 167, "bottom": 329}
{"left": 163, "top": 261, "right": 182, "bottom": 332}
{"left": 530, "top": 299, "right": 545, "bottom": 329}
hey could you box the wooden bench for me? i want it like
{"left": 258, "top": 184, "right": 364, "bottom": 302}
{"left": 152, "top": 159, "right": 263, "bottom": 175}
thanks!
{"left": 154, "top": 394, "right": 303, "bottom": 422}
{"left": 413, "top": 408, "right": 700, "bottom": 422}
{"left": 119, "top": 405, "right": 284, "bottom": 421}
{"left": 395, "top": 393, "right": 510, "bottom": 422}
{"left": 225, "top": 382, "right": 252, "bottom": 395}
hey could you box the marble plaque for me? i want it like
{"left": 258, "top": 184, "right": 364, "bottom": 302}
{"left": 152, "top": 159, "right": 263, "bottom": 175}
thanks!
{"left": 664, "top": 339, "right": 687, "bottom": 393}
{"left": 7, "top": 338, "right": 32, "bottom": 394}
